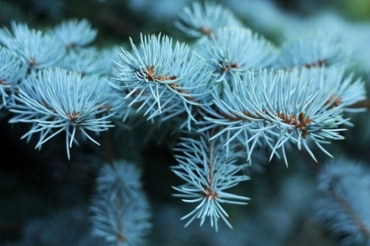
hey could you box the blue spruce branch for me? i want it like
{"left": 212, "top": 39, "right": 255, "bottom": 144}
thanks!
{"left": 171, "top": 133, "right": 250, "bottom": 231}
{"left": 315, "top": 158, "right": 370, "bottom": 245}
{"left": 90, "top": 160, "right": 152, "bottom": 245}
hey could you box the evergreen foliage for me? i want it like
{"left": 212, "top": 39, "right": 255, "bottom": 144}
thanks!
{"left": 315, "top": 158, "right": 370, "bottom": 245}
{"left": 0, "top": 0, "right": 370, "bottom": 245}
{"left": 90, "top": 161, "right": 152, "bottom": 245}
{"left": 171, "top": 133, "right": 250, "bottom": 231}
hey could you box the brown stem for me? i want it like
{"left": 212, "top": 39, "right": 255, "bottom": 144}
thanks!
{"left": 348, "top": 99, "right": 370, "bottom": 110}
